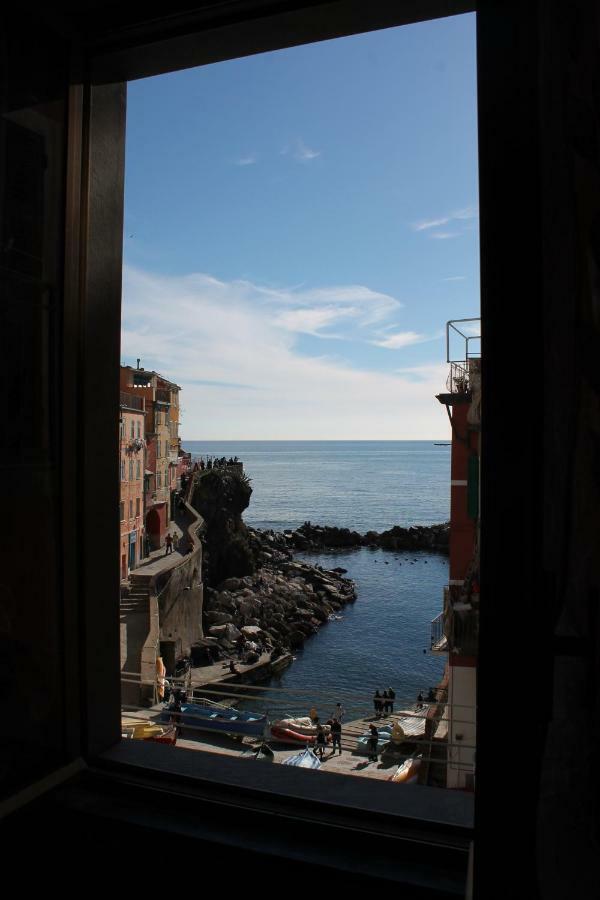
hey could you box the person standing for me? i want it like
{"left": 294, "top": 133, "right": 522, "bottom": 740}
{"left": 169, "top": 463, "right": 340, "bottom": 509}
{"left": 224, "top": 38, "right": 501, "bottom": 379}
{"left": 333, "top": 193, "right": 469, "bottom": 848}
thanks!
{"left": 416, "top": 692, "right": 424, "bottom": 709}
{"left": 165, "top": 532, "right": 173, "bottom": 555}
{"left": 309, "top": 706, "right": 318, "bottom": 723}
{"left": 374, "top": 690, "right": 382, "bottom": 718}
{"left": 330, "top": 702, "right": 345, "bottom": 723}
{"left": 367, "top": 723, "right": 378, "bottom": 762}
{"left": 331, "top": 718, "right": 342, "bottom": 755}
{"left": 382, "top": 690, "right": 390, "bottom": 715}
{"left": 388, "top": 687, "right": 395, "bottom": 713}
{"left": 316, "top": 724, "right": 326, "bottom": 759}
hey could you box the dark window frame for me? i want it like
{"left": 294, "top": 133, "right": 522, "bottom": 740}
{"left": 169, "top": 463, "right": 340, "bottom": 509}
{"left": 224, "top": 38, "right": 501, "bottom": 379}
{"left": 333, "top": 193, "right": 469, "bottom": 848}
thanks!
{"left": 8, "top": 0, "right": 552, "bottom": 894}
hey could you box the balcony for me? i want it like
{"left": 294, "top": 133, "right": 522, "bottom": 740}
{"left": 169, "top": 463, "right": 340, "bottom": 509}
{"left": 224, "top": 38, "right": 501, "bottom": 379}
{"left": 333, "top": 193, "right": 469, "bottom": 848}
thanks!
{"left": 120, "top": 391, "right": 145, "bottom": 411}
{"left": 430, "top": 611, "right": 448, "bottom": 654}
{"left": 430, "top": 586, "right": 479, "bottom": 657}
{"left": 155, "top": 388, "right": 171, "bottom": 404}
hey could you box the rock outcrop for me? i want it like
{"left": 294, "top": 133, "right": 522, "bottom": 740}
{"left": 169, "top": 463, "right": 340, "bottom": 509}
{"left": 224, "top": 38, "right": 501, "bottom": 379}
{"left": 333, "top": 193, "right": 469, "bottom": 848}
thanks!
{"left": 190, "top": 467, "right": 446, "bottom": 661}
{"left": 202, "top": 529, "right": 356, "bottom": 655}
{"left": 256, "top": 520, "right": 449, "bottom": 554}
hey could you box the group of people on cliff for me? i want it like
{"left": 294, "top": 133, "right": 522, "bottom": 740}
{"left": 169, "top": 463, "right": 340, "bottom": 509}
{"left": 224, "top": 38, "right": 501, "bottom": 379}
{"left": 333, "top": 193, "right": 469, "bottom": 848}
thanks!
{"left": 192, "top": 456, "right": 239, "bottom": 472}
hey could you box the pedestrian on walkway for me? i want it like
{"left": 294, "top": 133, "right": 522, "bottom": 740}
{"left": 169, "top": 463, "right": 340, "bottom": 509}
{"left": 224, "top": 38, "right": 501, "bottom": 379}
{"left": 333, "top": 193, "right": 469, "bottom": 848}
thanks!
{"left": 331, "top": 718, "right": 342, "bottom": 755}
{"left": 383, "top": 689, "right": 390, "bottom": 715}
{"left": 416, "top": 692, "right": 424, "bottom": 709}
{"left": 316, "top": 724, "right": 327, "bottom": 759}
{"left": 165, "top": 532, "right": 173, "bottom": 555}
{"left": 367, "top": 723, "right": 378, "bottom": 762}
{"left": 309, "top": 706, "right": 318, "bottom": 723}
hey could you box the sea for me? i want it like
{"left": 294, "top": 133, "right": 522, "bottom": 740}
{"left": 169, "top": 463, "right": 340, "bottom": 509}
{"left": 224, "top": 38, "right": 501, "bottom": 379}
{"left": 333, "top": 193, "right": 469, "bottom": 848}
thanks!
{"left": 184, "top": 441, "right": 450, "bottom": 720}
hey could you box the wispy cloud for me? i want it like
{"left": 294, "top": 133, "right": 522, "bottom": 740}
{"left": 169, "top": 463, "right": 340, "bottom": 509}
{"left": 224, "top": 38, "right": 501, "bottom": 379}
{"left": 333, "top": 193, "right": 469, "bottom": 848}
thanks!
{"left": 371, "top": 330, "right": 425, "bottom": 350}
{"left": 413, "top": 205, "right": 478, "bottom": 233}
{"left": 442, "top": 275, "right": 466, "bottom": 281}
{"left": 121, "top": 266, "right": 449, "bottom": 439}
{"left": 282, "top": 139, "right": 321, "bottom": 162}
{"left": 234, "top": 155, "right": 257, "bottom": 166}
{"left": 429, "top": 232, "right": 460, "bottom": 240}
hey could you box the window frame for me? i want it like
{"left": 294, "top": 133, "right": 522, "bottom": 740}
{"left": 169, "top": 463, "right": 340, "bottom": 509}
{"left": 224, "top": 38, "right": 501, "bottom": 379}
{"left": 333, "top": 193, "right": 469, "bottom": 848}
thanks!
{"left": 51, "top": 0, "right": 550, "bottom": 893}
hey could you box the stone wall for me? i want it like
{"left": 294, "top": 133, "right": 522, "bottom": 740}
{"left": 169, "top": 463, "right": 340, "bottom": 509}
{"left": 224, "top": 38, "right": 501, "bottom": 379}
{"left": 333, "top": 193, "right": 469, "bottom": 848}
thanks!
{"left": 157, "top": 545, "right": 204, "bottom": 670}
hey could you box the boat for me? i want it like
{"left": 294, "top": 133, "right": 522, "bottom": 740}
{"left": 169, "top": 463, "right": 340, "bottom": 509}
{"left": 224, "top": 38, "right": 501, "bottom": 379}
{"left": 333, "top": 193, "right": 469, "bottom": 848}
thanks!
{"left": 269, "top": 724, "right": 318, "bottom": 745}
{"left": 282, "top": 748, "right": 322, "bottom": 769}
{"left": 121, "top": 716, "right": 177, "bottom": 745}
{"left": 159, "top": 701, "right": 267, "bottom": 738}
{"left": 272, "top": 717, "right": 331, "bottom": 737}
{"left": 389, "top": 756, "right": 422, "bottom": 783}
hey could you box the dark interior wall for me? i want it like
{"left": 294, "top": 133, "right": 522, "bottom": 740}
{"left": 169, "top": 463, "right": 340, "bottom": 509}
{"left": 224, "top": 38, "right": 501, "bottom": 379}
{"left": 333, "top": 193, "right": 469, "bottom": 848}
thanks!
{"left": 0, "top": 13, "right": 73, "bottom": 799}
{"left": 536, "top": 2, "right": 600, "bottom": 895}
{"left": 476, "top": 1, "right": 600, "bottom": 896}
{"left": 3, "top": 1, "right": 600, "bottom": 896}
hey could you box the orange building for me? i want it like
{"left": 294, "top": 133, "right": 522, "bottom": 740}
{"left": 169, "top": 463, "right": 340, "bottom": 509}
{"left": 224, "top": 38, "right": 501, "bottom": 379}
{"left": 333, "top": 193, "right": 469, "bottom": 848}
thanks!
{"left": 431, "top": 319, "right": 481, "bottom": 791}
{"left": 119, "top": 391, "right": 146, "bottom": 579}
{"left": 120, "top": 363, "right": 181, "bottom": 549}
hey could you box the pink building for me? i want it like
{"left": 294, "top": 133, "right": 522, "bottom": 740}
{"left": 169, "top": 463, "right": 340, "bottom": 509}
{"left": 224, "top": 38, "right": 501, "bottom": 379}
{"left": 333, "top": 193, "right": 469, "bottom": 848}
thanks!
{"left": 119, "top": 392, "right": 146, "bottom": 579}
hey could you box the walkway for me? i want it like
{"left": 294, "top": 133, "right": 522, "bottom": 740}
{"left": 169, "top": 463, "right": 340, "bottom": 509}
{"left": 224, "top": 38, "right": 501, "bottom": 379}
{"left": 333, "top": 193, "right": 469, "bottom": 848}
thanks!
{"left": 130, "top": 518, "right": 185, "bottom": 577}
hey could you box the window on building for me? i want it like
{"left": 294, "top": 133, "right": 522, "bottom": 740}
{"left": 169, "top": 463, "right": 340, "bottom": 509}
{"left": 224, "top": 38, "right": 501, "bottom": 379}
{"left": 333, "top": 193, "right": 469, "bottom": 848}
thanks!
{"left": 137, "top": 421, "right": 141, "bottom": 438}
{"left": 129, "top": 460, "right": 133, "bottom": 481}
{"left": 136, "top": 498, "right": 140, "bottom": 516}
{"left": 136, "top": 460, "right": 140, "bottom": 479}
{"left": 130, "top": 420, "right": 134, "bottom": 438}
{"left": 129, "top": 499, "right": 133, "bottom": 518}
{"left": 120, "top": 460, "right": 125, "bottom": 481}
{"left": 120, "top": 502, "right": 125, "bottom": 520}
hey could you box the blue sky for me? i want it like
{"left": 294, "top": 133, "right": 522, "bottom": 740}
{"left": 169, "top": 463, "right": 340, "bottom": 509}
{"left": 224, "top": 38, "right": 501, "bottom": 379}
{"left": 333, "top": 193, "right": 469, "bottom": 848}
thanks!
{"left": 122, "top": 12, "right": 479, "bottom": 439}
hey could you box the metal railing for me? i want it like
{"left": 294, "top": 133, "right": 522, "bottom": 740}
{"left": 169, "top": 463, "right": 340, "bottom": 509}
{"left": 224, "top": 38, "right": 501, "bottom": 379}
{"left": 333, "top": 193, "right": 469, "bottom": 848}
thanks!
{"left": 430, "top": 611, "right": 446, "bottom": 650}
{"left": 446, "top": 318, "right": 481, "bottom": 364}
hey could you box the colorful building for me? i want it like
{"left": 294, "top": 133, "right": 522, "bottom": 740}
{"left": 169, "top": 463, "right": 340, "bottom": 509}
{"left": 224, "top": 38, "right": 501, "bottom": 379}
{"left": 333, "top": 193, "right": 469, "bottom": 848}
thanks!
{"left": 431, "top": 318, "right": 481, "bottom": 790}
{"left": 119, "top": 391, "right": 146, "bottom": 579}
{"left": 120, "top": 363, "right": 182, "bottom": 551}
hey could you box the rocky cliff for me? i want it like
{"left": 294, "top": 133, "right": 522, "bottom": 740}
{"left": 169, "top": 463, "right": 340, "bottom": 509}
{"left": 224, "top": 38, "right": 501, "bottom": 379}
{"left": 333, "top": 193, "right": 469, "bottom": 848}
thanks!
{"left": 192, "top": 468, "right": 446, "bottom": 660}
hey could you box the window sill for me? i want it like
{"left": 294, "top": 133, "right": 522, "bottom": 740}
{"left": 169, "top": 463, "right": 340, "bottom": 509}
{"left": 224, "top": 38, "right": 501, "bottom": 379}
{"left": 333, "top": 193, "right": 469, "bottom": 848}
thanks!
{"left": 46, "top": 740, "right": 472, "bottom": 894}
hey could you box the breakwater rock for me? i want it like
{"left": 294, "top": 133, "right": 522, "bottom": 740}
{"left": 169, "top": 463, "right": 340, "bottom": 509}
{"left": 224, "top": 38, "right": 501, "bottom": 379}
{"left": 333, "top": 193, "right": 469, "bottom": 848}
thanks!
{"left": 258, "top": 521, "right": 449, "bottom": 554}
{"left": 203, "top": 537, "right": 356, "bottom": 655}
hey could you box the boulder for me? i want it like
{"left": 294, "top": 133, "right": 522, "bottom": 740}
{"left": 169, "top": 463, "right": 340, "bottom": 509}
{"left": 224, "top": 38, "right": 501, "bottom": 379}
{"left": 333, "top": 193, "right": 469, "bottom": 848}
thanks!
{"left": 219, "top": 577, "right": 244, "bottom": 592}
{"left": 205, "top": 610, "right": 233, "bottom": 625}
{"left": 241, "top": 625, "right": 262, "bottom": 638}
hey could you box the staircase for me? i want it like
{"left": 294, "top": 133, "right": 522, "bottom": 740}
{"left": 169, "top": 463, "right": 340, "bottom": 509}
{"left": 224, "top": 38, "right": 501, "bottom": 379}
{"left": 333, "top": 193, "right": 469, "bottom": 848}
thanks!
{"left": 121, "top": 574, "right": 151, "bottom": 614}
{"left": 120, "top": 574, "right": 153, "bottom": 706}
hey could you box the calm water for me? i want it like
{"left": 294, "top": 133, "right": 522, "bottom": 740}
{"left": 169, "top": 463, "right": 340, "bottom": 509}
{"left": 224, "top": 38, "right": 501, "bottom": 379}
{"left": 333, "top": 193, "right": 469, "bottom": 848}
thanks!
{"left": 183, "top": 441, "right": 450, "bottom": 719}
{"left": 184, "top": 440, "right": 450, "bottom": 532}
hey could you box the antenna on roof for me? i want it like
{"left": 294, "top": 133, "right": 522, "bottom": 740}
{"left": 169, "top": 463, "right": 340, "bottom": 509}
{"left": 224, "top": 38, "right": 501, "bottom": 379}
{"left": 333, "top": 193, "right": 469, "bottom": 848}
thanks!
{"left": 136, "top": 358, "right": 140, "bottom": 369}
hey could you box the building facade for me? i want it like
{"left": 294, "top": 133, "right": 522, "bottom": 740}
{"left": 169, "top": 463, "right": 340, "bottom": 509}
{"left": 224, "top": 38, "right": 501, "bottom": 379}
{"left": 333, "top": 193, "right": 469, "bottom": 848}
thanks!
{"left": 119, "top": 392, "right": 146, "bottom": 579}
{"left": 431, "top": 319, "right": 481, "bottom": 791}
{"left": 120, "top": 364, "right": 182, "bottom": 551}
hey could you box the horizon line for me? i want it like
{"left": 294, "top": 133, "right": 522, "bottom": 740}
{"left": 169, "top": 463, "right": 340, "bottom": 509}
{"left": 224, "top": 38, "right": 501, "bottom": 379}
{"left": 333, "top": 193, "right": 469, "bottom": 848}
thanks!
{"left": 180, "top": 437, "right": 451, "bottom": 442}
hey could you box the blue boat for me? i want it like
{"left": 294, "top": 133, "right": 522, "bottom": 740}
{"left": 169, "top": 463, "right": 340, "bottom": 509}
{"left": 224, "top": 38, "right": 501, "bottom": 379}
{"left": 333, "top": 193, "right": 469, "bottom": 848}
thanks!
{"left": 160, "top": 702, "right": 267, "bottom": 738}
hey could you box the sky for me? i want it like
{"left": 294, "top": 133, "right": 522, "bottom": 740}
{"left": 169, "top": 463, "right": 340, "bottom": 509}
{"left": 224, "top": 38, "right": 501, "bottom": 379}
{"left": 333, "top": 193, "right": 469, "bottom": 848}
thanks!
{"left": 122, "top": 12, "right": 479, "bottom": 440}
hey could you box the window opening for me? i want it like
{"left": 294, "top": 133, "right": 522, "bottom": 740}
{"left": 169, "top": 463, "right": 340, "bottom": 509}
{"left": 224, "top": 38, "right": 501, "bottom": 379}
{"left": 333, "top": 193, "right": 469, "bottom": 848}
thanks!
{"left": 118, "top": 12, "right": 479, "bottom": 824}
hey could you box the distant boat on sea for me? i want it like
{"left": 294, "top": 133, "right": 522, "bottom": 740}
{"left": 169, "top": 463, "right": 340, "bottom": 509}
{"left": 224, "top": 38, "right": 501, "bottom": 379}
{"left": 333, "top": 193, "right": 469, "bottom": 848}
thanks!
{"left": 433, "top": 442, "right": 451, "bottom": 446}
